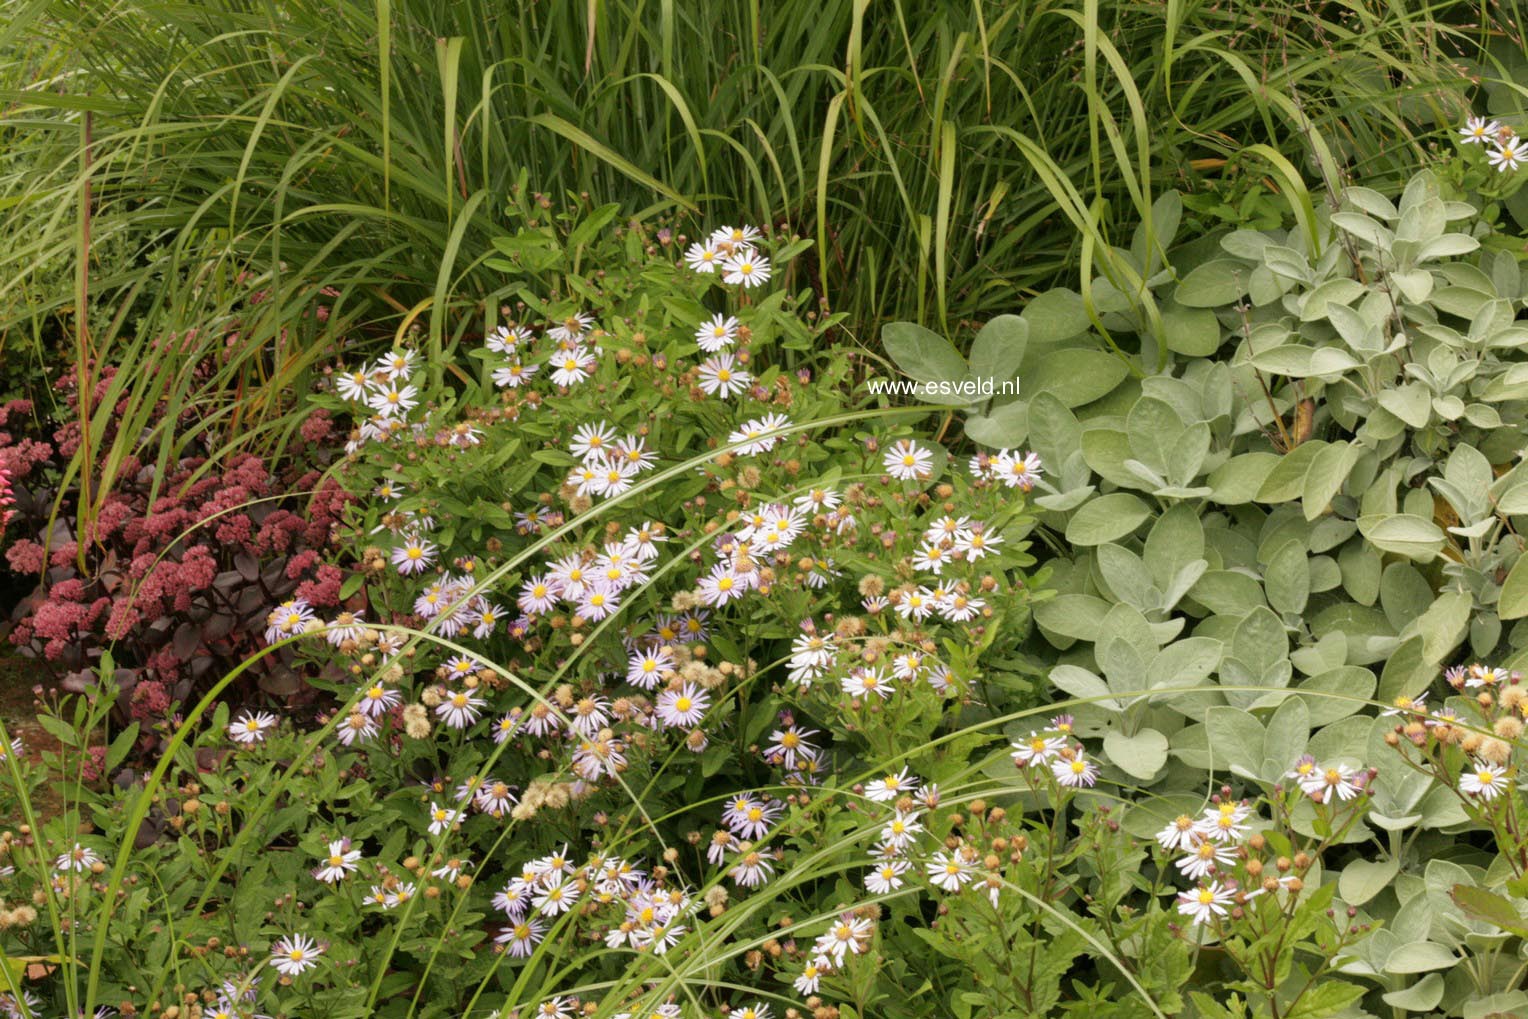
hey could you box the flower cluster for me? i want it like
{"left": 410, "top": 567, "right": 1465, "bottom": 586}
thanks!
{"left": 1460, "top": 116, "right": 1527, "bottom": 172}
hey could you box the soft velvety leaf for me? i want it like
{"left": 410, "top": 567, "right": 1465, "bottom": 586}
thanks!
{"left": 1065, "top": 493, "right": 1152, "bottom": 545}
{"left": 968, "top": 314, "right": 1028, "bottom": 386}
{"left": 1357, "top": 514, "right": 1446, "bottom": 561}
{"left": 1339, "top": 858, "right": 1398, "bottom": 907}
{"left": 881, "top": 321, "right": 968, "bottom": 384}
{"left": 1103, "top": 728, "right": 1169, "bottom": 780}
{"left": 1175, "top": 259, "right": 1249, "bottom": 307}
{"left": 1500, "top": 554, "right": 1528, "bottom": 620}
{"left": 1025, "top": 349, "right": 1130, "bottom": 408}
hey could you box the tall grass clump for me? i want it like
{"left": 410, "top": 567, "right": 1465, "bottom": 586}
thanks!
{"left": 0, "top": 0, "right": 1495, "bottom": 509}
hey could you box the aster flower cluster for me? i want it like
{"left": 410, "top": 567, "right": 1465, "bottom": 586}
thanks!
{"left": 1385, "top": 662, "right": 1528, "bottom": 864}
{"left": 1460, "top": 115, "right": 1528, "bottom": 172}
{"left": 76, "top": 218, "right": 1046, "bottom": 1016}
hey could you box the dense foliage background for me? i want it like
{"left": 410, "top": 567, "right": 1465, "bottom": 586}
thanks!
{"left": 8, "top": 2, "right": 1528, "bottom": 1018}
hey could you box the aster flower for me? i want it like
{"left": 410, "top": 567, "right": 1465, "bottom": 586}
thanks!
{"left": 842, "top": 667, "right": 893, "bottom": 700}
{"left": 549, "top": 349, "right": 596, "bottom": 387}
{"left": 1461, "top": 759, "right": 1508, "bottom": 801}
{"left": 1052, "top": 752, "right": 1099, "bottom": 788}
{"left": 367, "top": 382, "right": 419, "bottom": 419}
{"left": 426, "top": 802, "right": 462, "bottom": 836}
{"left": 697, "top": 353, "right": 753, "bottom": 399}
{"left": 270, "top": 933, "right": 324, "bottom": 976}
{"left": 569, "top": 421, "right": 619, "bottom": 462}
{"left": 728, "top": 413, "right": 791, "bottom": 454}
{"left": 926, "top": 851, "right": 974, "bottom": 892}
{"left": 534, "top": 876, "right": 580, "bottom": 915}
{"left": 576, "top": 585, "right": 622, "bottom": 621}
{"left": 1154, "top": 814, "right": 1201, "bottom": 853}
{"left": 492, "top": 361, "right": 539, "bottom": 388}
{"left": 313, "top": 839, "right": 362, "bottom": 884}
{"left": 894, "top": 587, "right": 936, "bottom": 621}
{"left": 1310, "top": 763, "right": 1365, "bottom": 803}
{"left": 728, "top": 847, "right": 776, "bottom": 887}
{"left": 721, "top": 248, "right": 771, "bottom": 288}
{"left": 55, "top": 843, "right": 101, "bottom": 873}
{"left": 711, "top": 225, "right": 762, "bottom": 249}
{"left": 764, "top": 725, "right": 820, "bottom": 769}
{"left": 1177, "top": 882, "right": 1235, "bottom": 925}
{"left": 497, "top": 919, "right": 547, "bottom": 957}
{"left": 1491, "top": 138, "right": 1526, "bottom": 172}
{"left": 814, "top": 913, "right": 873, "bottom": 963}
{"left": 865, "top": 859, "right": 909, "bottom": 895}
{"left": 391, "top": 534, "right": 438, "bottom": 575}
{"left": 1175, "top": 837, "right": 1238, "bottom": 880}
{"left": 547, "top": 312, "right": 594, "bottom": 344}
{"left": 335, "top": 367, "right": 373, "bottom": 401}
{"left": 1460, "top": 115, "right": 1502, "bottom": 145}
{"left": 865, "top": 767, "right": 918, "bottom": 803}
{"left": 264, "top": 598, "right": 316, "bottom": 643}
{"left": 794, "top": 957, "right": 829, "bottom": 995}
{"left": 335, "top": 710, "right": 379, "bottom": 747}
{"left": 229, "top": 710, "right": 278, "bottom": 745}
{"left": 435, "top": 689, "right": 487, "bottom": 730}
{"left": 724, "top": 797, "right": 783, "bottom": 840}
{"left": 627, "top": 646, "right": 675, "bottom": 690}
{"left": 880, "top": 810, "right": 923, "bottom": 850}
{"left": 1196, "top": 801, "right": 1252, "bottom": 843}
{"left": 696, "top": 314, "right": 740, "bottom": 352}
{"left": 485, "top": 324, "right": 530, "bottom": 354}
{"left": 1012, "top": 732, "right": 1065, "bottom": 768}
{"left": 883, "top": 439, "right": 934, "bottom": 481}
{"left": 697, "top": 563, "right": 748, "bottom": 606}
{"left": 684, "top": 241, "right": 722, "bottom": 272}
{"left": 995, "top": 450, "right": 1043, "bottom": 490}
{"left": 476, "top": 778, "right": 518, "bottom": 817}
{"left": 655, "top": 683, "right": 710, "bottom": 728}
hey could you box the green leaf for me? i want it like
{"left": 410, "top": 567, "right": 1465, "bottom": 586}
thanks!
{"left": 1205, "top": 706, "right": 1264, "bottom": 779}
{"left": 1383, "top": 942, "right": 1457, "bottom": 974}
{"left": 566, "top": 201, "right": 621, "bottom": 250}
{"left": 881, "top": 321, "right": 968, "bottom": 385}
{"left": 1208, "top": 452, "right": 1280, "bottom": 505}
{"left": 1500, "top": 555, "right": 1528, "bottom": 620}
{"left": 1264, "top": 539, "right": 1311, "bottom": 615}
{"left": 1050, "top": 664, "right": 1117, "bottom": 710}
{"left": 1065, "top": 493, "right": 1152, "bottom": 545}
{"left": 1451, "top": 883, "right": 1528, "bottom": 935}
{"left": 1286, "top": 980, "right": 1366, "bottom": 1019}
{"left": 964, "top": 400, "right": 1027, "bottom": 448}
{"left": 1339, "top": 858, "right": 1398, "bottom": 906}
{"left": 1175, "top": 259, "right": 1249, "bottom": 307}
{"left": 1034, "top": 594, "right": 1112, "bottom": 641}
{"left": 105, "top": 723, "right": 140, "bottom": 772}
{"left": 1160, "top": 300, "right": 1222, "bottom": 356}
{"left": 1260, "top": 696, "right": 1309, "bottom": 781}
{"left": 1357, "top": 514, "right": 1446, "bottom": 562}
{"left": 1103, "top": 728, "right": 1169, "bottom": 780}
{"left": 1256, "top": 441, "right": 1329, "bottom": 503}
{"left": 1381, "top": 974, "right": 1444, "bottom": 1012}
{"left": 1376, "top": 383, "right": 1432, "bottom": 428}
{"left": 1025, "top": 349, "right": 1130, "bottom": 408}
{"left": 1298, "top": 667, "right": 1375, "bottom": 726}
{"left": 968, "top": 315, "right": 1028, "bottom": 387}
{"left": 1022, "top": 288, "right": 1090, "bottom": 344}
{"left": 1301, "top": 441, "right": 1357, "bottom": 521}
